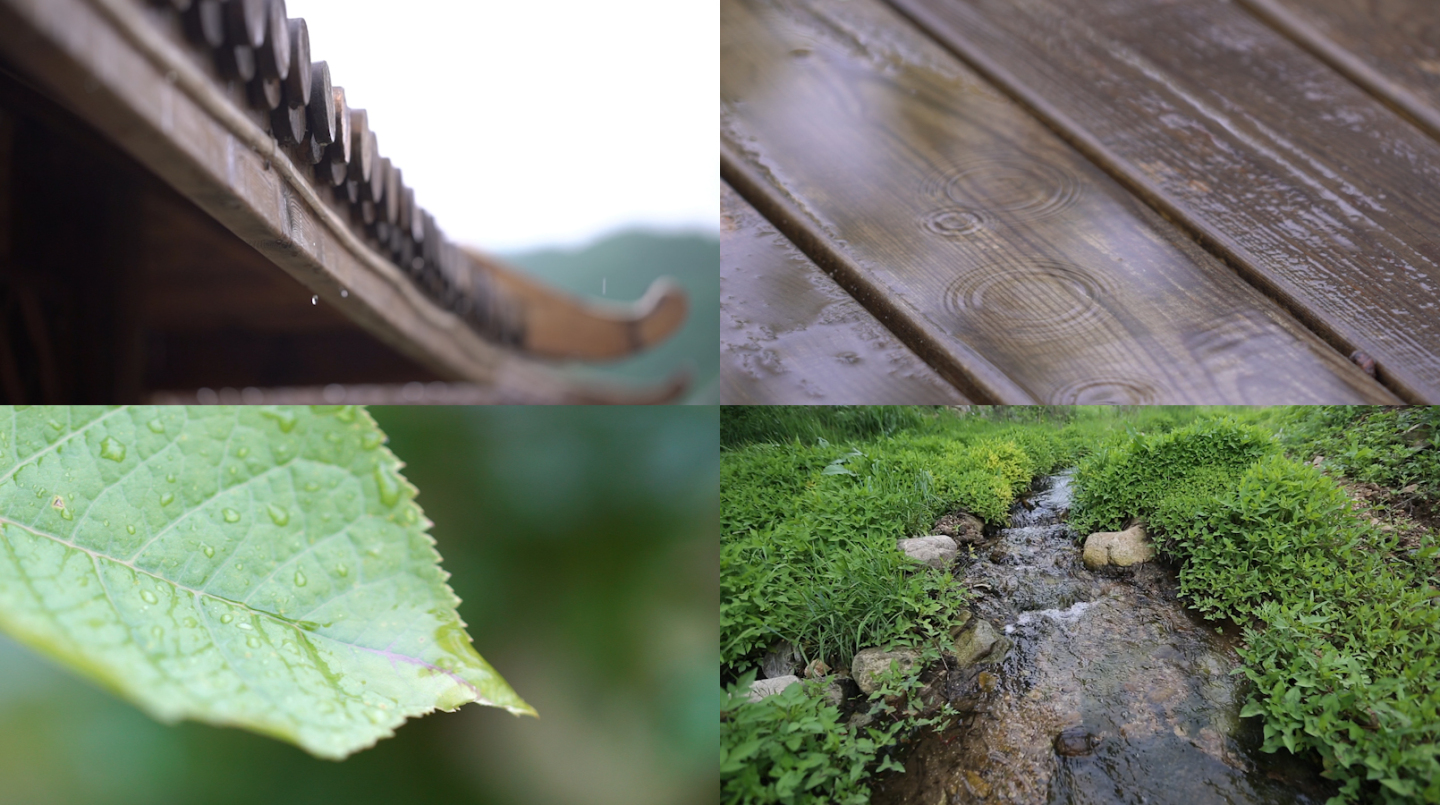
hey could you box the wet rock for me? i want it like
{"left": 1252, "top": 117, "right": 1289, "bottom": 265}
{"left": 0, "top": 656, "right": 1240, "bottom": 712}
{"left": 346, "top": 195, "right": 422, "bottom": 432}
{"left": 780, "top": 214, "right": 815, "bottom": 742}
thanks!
{"left": 952, "top": 619, "right": 1000, "bottom": 667}
{"left": 747, "top": 674, "right": 800, "bottom": 702}
{"left": 761, "top": 642, "right": 800, "bottom": 679}
{"left": 897, "top": 535, "right": 958, "bottom": 570}
{"left": 1082, "top": 524, "right": 1155, "bottom": 570}
{"left": 946, "top": 610, "right": 974, "bottom": 637}
{"left": 935, "top": 512, "right": 986, "bottom": 544}
{"left": 852, "top": 647, "right": 923, "bottom": 694}
{"left": 819, "top": 676, "right": 851, "bottom": 708}
{"left": 1053, "top": 726, "right": 1102, "bottom": 756}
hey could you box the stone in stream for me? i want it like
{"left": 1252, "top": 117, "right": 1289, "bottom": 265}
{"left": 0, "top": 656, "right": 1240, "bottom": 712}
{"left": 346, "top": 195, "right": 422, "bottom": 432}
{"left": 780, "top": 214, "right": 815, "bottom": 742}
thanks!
{"left": 1053, "top": 726, "right": 1103, "bottom": 757}
{"left": 897, "top": 535, "right": 958, "bottom": 570}
{"left": 934, "top": 511, "right": 986, "bottom": 543}
{"left": 851, "top": 647, "right": 923, "bottom": 694}
{"left": 1082, "top": 523, "right": 1155, "bottom": 570}
{"left": 952, "top": 619, "right": 1000, "bottom": 667}
{"left": 746, "top": 674, "right": 800, "bottom": 702}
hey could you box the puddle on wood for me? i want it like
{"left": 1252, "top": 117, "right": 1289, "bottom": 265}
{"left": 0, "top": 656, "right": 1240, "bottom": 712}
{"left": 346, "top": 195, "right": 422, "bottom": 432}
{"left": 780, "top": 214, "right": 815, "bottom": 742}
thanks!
{"left": 872, "top": 473, "right": 1334, "bottom": 805}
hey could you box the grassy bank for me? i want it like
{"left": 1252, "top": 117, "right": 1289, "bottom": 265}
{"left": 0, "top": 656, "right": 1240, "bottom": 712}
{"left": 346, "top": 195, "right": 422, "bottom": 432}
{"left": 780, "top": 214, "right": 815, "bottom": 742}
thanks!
{"left": 1072, "top": 408, "right": 1440, "bottom": 802}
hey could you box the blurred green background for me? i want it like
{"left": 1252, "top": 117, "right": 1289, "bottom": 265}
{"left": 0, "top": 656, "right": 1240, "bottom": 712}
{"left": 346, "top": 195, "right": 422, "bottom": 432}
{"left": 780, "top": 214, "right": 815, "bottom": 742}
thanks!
{"left": 0, "top": 406, "right": 719, "bottom": 805}
{"left": 506, "top": 231, "right": 721, "bottom": 404}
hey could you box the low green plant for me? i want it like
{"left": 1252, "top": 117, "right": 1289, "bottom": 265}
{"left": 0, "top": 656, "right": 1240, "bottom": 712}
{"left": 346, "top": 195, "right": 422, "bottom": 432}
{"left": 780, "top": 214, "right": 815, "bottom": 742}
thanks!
{"left": 721, "top": 649, "right": 957, "bottom": 805}
{"left": 1070, "top": 417, "right": 1277, "bottom": 536}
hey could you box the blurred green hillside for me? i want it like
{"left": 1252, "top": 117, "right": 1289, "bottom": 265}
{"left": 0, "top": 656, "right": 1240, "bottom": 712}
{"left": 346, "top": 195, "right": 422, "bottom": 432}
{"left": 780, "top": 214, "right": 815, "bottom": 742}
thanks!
{"left": 505, "top": 230, "right": 720, "bottom": 403}
{"left": 0, "top": 406, "right": 719, "bottom": 805}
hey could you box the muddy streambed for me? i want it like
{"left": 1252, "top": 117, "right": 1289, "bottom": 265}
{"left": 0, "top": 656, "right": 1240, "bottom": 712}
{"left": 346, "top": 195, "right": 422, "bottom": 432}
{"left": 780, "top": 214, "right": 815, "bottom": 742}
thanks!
{"left": 873, "top": 473, "right": 1332, "bottom": 805}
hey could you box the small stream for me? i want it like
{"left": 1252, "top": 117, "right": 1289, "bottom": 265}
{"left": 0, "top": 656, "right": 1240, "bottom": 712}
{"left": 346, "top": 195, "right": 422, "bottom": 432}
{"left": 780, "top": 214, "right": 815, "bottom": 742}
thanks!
{"left": 874, "top": 473, "right": 1333, "bottom": 805}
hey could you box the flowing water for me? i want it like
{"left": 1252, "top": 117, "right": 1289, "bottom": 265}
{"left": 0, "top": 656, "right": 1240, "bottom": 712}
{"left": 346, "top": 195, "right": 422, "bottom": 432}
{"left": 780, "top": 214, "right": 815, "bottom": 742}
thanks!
{"left": 873, "top": 473, "right": 1333, "bottom": 805}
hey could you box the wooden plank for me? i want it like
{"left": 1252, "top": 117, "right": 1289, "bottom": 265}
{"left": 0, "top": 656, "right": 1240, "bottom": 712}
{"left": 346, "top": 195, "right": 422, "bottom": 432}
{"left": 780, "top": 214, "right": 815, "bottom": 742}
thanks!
{"left": 888, "top": 0, "right": 1440, "bottom": 402}
{"left": 721, "top": 0, "right": 1395, "bottom": 404}
{"left": 1235, "top": 0, "right": 1440, "bottom": 146}
{"left": 721, "top": 182, "right": 970, "bottom": 403}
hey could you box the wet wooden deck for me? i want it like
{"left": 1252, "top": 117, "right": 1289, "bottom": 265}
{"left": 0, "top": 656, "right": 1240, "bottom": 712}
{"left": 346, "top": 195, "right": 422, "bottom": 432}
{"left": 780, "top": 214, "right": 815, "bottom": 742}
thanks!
{"left": 721, "top": 0, "right": 1440, "bottom": 403}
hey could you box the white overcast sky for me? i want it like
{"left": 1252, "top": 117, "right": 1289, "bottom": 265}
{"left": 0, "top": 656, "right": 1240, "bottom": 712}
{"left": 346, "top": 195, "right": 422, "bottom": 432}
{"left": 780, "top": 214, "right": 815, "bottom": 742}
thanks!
{"left": 286, "top": 0, "right": 717, "bottom": 252}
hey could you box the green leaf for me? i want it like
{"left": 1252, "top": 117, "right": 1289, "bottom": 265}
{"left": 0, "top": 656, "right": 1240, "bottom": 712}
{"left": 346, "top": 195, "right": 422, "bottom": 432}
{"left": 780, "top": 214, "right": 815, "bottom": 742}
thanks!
{"left": 0, "top": 405, "right": 532, "bottom": 759}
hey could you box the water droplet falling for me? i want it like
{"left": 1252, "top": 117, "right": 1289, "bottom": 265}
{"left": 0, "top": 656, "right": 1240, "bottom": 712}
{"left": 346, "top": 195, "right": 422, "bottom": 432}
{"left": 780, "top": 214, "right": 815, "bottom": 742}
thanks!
{"left": 140, "top": 590, "right": 158, "bottom": 604}
{"left": 311, "top": 295, "right": 318, "bottom": 305}
{"left": 99, "top": 436, "right": 127, "bottom": 462}
{"left": 341, "top": 289, "right": 349, "bottom": 298}
{"left": 267, "top": 503, "right": 290, "bottom": 526}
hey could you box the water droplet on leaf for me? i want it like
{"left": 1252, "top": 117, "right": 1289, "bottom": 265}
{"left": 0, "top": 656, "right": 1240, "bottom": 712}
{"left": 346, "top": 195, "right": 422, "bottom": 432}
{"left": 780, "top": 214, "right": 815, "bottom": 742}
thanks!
{"left": 140, "top": 590, "right": 158, "bottom": 604}
{"left": 361, "top": 433, "right": 383, "bottom": 450}
{"left": 261, "top": 409, "right": 298, "bottom": 433}
{"left": 267, "top": 503, "right": 290, "bottom": 526}
{"left": 126, "top": 524, "right": 136, "bottom": 535}
{"left": 147, "top": 418, "right": 165, "bottom": 433}
{"left": 222, "top": 508, "right": 240, "bottom": 523}
{"left": 294, "top": 570, "right": 307, "bottom": 587}
{"left": 373, "top": 463, "right": 401, "bottom": 507}
{"left": 237, "top": 447, "right": 249, "bottom": 459}
{"left": 219, "top": 613, "right": 233, "bottom": 624}
{"left": 160, "top": 492, "right": 174, "bottom": 506}
{"left": 202, "top": 545, "right": 215, "bottom": 558}
{"left": 246, "top": 635, "right": 262, "bottom": 649}
{"left": 99, "top": 436, "right": 127, "bottom": 462}
{"left": 238, "top": 622, "right": 253, "bottom": 631}
{"left": 335, "top": 563, "right": 349, "bottom": 577}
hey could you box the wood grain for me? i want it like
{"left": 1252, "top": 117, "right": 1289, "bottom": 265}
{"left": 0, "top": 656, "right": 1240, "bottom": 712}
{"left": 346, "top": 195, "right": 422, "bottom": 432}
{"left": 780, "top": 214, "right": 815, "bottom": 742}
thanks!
{"left": 1235, "top": 0, "right": 1440, "bottom": 145}
{"left": 722, "top": 0, "right": 1395, "bottom": 404}
{"left": 721, "top": 182, "right": 969, "bottom": 403}
{"left": 889, "top": 0, "right": 1440, "bottom": 401}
